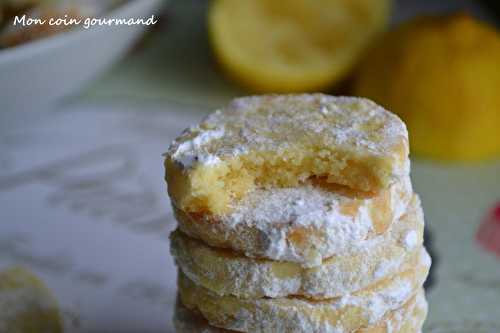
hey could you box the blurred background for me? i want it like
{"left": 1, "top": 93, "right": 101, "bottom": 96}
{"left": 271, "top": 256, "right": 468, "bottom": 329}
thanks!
{"left": 0, "top": 0, "right": 499, "bottom": 332}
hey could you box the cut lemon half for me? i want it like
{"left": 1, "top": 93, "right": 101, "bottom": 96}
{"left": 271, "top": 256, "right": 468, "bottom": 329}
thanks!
{"left": 209, "top": 0, "right": 392, "bottom": 92}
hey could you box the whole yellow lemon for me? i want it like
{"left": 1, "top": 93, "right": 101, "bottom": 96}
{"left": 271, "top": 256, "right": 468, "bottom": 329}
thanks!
{"left": 354, "top": 14, "right": 500, "bottom": 161}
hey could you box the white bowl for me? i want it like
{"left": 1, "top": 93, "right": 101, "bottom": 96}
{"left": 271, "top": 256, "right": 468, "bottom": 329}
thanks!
{"left": 0, "top": 0, "right": 164, "bottom": 117}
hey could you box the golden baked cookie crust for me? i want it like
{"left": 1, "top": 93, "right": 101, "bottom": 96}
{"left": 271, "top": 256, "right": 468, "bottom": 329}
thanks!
{"left": 165, "top": 94, "right": 409, "bottom": 215}
{"left": 173, "top": 181, "right": 414, "bottom": 267}
{"left": 173, "top": 289, "right": 427, "bottom": 333}
{"left": 171, "top": 195, "right": 424, "bottom": 299}
{"left": 177, "top": 248, "right": 430, "bottom": 333}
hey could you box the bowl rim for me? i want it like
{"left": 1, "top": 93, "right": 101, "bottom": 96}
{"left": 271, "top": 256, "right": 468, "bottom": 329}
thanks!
{"left": 0, "top": 0, "right": 162, "bottom": 62}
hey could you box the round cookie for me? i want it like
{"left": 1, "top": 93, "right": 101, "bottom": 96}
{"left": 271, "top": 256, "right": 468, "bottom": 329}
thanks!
{"left": 177, "top": 248, "right": 431, "bottom": 333}
{"left": 0, "top": 266, "right": 62, "bottom": 333}
{"left": 171, "top": 195, "right": 424, "bottom": 299}
{"left": 174, "top": 178, "right": 412, "bottom": 267}
{"left": 173, "top": 289, "right": 427, "bottom": 333}
{"left": 165, "top": 94, "right": 410, "bottom": 215}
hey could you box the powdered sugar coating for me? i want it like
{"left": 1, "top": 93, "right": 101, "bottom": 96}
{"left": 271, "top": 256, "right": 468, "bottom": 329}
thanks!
{"left": 175, "top": 179, "right": 413, "bottom": 267}
{"left": 403, "top": 230, "right": 418, "bottom": 250}
{"left": 227, "top": 177, "right": 411, "bottom": 266}
{"left": 167, "top": 95, "right": 408, "bottom": 171}
{"left": 165, "top": 94, "right": 411, "bottom": 216}
{"left": 173, "top": 289, "right": 427, "bottom": 333}
{"left": 172, "top": 127, "right": 225, "bottom": 167}
{"left": 178, "top": 250, "right": 429, "bottom": 333}
{"left": 170, "top": 196, "right": 424, "bottom": 299}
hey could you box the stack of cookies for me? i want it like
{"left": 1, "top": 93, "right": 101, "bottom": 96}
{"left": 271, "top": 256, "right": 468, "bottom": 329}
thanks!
{"left": 165, "top": 94, "right": 431, "bottom": 333}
